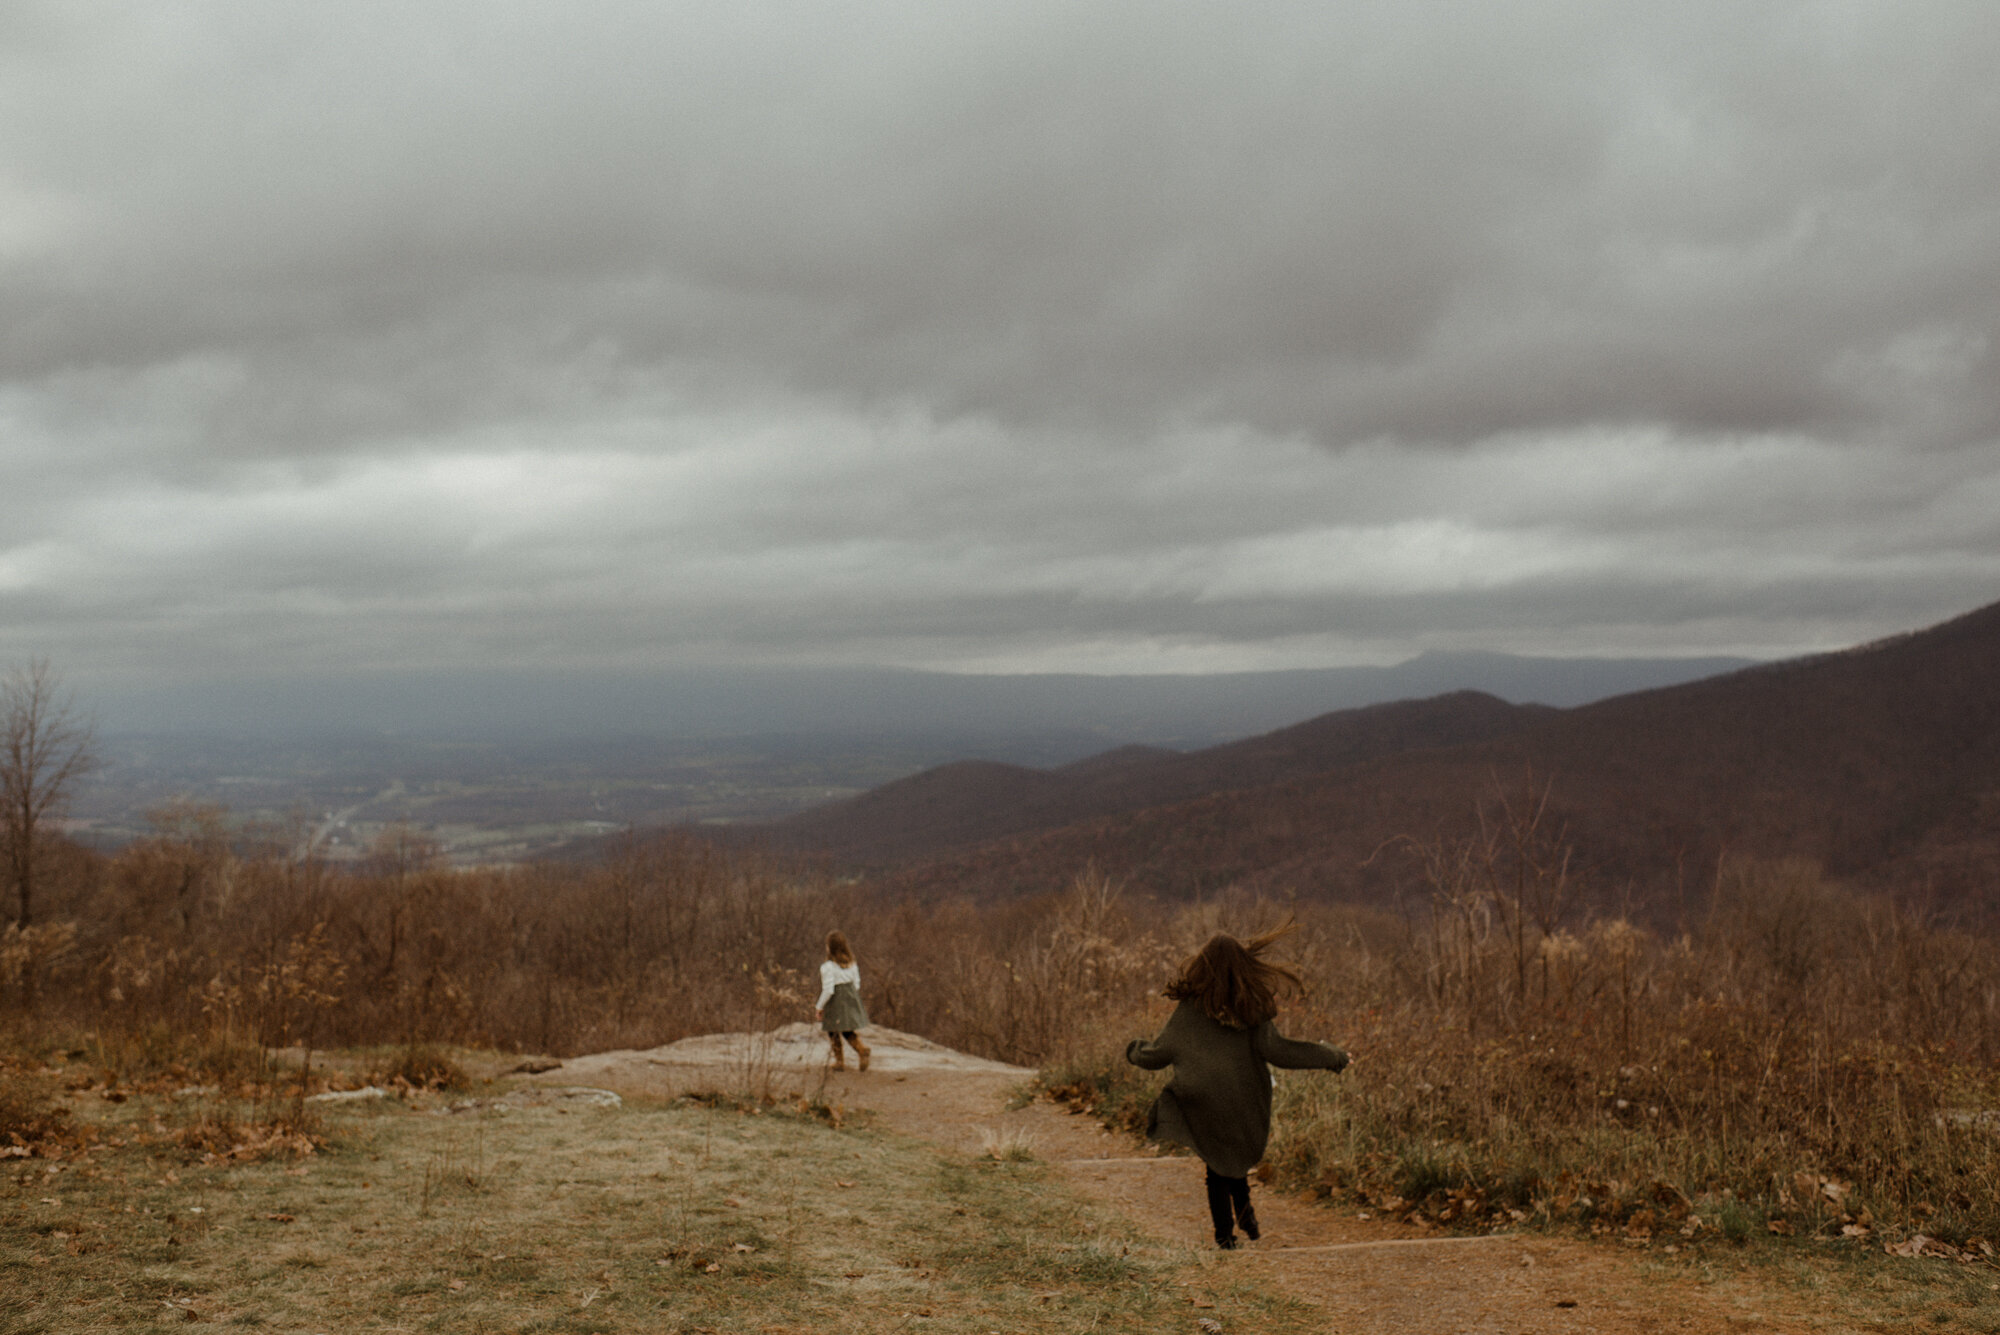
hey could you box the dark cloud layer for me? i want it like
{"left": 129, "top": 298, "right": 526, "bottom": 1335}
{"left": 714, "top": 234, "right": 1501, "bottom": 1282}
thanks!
{"left": 3, "top": 2, "right": 1998, "bottom": 686}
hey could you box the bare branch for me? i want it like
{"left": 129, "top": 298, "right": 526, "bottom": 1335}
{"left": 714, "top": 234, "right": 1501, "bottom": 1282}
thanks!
{"left": 2, "top": 658, "right": 98, "bottom": 928}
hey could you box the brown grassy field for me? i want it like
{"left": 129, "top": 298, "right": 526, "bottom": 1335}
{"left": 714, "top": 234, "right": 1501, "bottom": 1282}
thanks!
{"left": 1044, "top": 850, "right": 2000, "bottom": 1254}
{"left": 5, "top": 810, "right": 1999, "bottom": 1321}
{"left": 3, "top": 1049, "right": 1315, "bottom": 1334}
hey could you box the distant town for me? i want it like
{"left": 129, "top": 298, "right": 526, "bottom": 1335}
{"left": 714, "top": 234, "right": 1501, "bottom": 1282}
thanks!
{"left": 65, "top": 732, "right": 938, "bottom": 866}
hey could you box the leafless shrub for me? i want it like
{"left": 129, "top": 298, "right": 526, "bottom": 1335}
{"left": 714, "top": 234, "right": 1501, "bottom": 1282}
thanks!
{"left": 10, "top": 776, "right": 1999, "bottom": 1241}
{"left": 2, "top": 658, "right": 96, "bottom": 934}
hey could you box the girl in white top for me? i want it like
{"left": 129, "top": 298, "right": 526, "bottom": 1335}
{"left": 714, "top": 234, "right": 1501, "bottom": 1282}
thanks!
{"left": 815, "top": 930, "right": 872, "bottom": 1071}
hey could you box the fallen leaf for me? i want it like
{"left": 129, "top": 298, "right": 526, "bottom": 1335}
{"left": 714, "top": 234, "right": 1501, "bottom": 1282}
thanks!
{"left": 704, "top": 1262, "right": 720, "bottom": 1273}
{"left": 1767, "top": 1218, "right": 1794, "bottom": 1236}
{"left": 1197, "top": 1320, "right": 1224, "bottom": 1334}
{"left": 733, "top": 1242, "right": 755, "bottom": 1253}
{"left": 264, "top": 1213, "right": 295, "bottom": 1223}
{"left": 1841, "top": 1223, "right": 1871, "bottom": 1238}
{"left": 39, "top": 1197, "right": 60, "bottom": 1206}
{"left": 836, "top": 1179, "right": 856, "bottom": 1188}
{"left": 1555, "top": 1299, "right": 1578, "bottom": 1308}
{"left": 448, "top": 1279, "right": 465, "bottom": 1292}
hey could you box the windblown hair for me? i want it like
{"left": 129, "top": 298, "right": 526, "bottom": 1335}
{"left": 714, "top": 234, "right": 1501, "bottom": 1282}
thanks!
{"left": 1164, "top": 921, "right": 1303, "bottom": 1029}
{"left": 825, "top": 930, "right": 855, "bottom": 967}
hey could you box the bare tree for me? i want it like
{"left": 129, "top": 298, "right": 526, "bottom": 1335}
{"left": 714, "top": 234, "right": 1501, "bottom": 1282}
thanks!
{"left": 2, "top": 658, "right": 97, "bottom": 928}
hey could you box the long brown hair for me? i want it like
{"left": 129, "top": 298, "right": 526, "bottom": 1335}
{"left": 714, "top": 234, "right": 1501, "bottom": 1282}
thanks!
{"left": 1164, "top": 920, "right": 1302, "bottom": 1028}
{"left": 825, "top": 930, "right": 855, "bottom": 967}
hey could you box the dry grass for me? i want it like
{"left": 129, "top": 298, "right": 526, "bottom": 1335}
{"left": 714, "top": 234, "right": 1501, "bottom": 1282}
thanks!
{"left": 8, "top": 793, "right": 2000, "bottom": 1326}
{"left": 1036, "top": 850, "right": 2000, "bottom": 1330}
{"left": 975, "top": 1124, "right": 1040, "bottom": 1163}
{"left": 1, "top": 1064, "right": 1313, "bottom": 1334}
{"left": 2, "top": 826, "right": 1190, "bottom": 1084}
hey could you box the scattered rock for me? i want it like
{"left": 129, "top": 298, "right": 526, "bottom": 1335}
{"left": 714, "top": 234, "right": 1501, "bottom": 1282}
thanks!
{"left": 542, "top": 1023, "right": 1031, "bottom": 1081}
{"left": 446, "top": 1086, "right": 623, "bottom": 1114}
{"left": 306, "top": 1086, "right": 390, "bottom": 1104}
{"left": 1938, "top": 1109, "right": 2000, "bottom": 1131}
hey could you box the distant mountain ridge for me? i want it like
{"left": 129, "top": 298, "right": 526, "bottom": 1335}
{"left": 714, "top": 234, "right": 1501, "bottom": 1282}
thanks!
{"left": 776, "top": 691, "right": 1550, "bottom": 861}
{"left": 95, "top": 651, "right": 1754, "bottom": 756}
{"left": 772, "top": 599, "right": 2000, "bottom": 913}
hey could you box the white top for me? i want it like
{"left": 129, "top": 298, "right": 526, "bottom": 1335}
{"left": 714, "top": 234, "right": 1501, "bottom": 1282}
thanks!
{"left": 817, "top": 959, "right": 861, "bottom": 1009}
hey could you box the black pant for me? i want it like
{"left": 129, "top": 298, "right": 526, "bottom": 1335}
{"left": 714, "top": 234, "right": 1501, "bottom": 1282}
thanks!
{"left": 1205, "top": 1167, "right": 1251, "bottom": 1242}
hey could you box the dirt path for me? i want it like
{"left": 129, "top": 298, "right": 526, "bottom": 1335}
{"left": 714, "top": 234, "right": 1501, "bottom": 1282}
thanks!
{"left": 530, "top": 1024, "right": 1817, "bottom": 1334}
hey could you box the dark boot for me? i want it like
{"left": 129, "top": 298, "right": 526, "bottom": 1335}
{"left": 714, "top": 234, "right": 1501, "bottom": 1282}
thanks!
{"left": 1205, "top": 1168, "right": 1237, "bottom": 1248}
{"left": 1226, "top": 1174, "right": 1258, "bottom": 1240}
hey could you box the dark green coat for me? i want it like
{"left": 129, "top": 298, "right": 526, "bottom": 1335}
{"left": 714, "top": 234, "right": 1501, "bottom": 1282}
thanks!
{"left": 1125, "top": 999, "right": 1348, "bottom": 1177}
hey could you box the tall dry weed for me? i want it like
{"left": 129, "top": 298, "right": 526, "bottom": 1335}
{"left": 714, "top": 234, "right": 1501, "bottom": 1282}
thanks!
{"left": 9, "top": 795, "right": 1999, "bottom": 1246}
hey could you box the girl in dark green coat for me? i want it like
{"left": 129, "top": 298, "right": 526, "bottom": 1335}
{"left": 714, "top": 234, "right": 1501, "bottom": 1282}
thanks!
{"left": 1126, "top": 924, "right": 1347, "bottom": 1248}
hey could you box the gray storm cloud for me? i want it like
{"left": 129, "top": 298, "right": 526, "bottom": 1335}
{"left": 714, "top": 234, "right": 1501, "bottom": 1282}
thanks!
{"left": 2, "top": 1, "right": 1998, "bottom": 684}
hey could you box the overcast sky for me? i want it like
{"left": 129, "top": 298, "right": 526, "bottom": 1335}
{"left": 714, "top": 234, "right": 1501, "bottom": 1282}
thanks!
{"left": 4, "top": 1, "right": 1999, "bottom": 695}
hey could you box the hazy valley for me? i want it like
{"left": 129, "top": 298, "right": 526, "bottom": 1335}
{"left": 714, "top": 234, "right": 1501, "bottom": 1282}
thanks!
{"left": 8, "top": 602, "right": 1999, "bottom": 1332}
{"left": 65, "top": 649, "right": 1751, "bottom": 866}
{"left": 68, "top": 732, "right": 965, "bottom": 866}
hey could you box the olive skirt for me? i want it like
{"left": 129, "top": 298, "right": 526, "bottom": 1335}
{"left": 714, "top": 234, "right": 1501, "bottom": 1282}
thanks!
{"left": 821, "top": 981, "right": 869, "bottom": 1033}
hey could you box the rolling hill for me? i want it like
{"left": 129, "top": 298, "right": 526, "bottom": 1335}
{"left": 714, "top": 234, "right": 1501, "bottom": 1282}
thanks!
{"left": 775, "top": 690, "right": 1551, "bottom": 862}
{"left": 773, "top": 598, "right": 2000, "bottom": 914}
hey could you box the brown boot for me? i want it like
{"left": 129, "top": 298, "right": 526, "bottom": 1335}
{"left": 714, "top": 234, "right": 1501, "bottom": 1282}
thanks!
{"left": 828, "top": 1033, "right": 845, "bottom": 1070}
{"left": 853, "top": 1038, "right": 871, "bottom": 1072}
